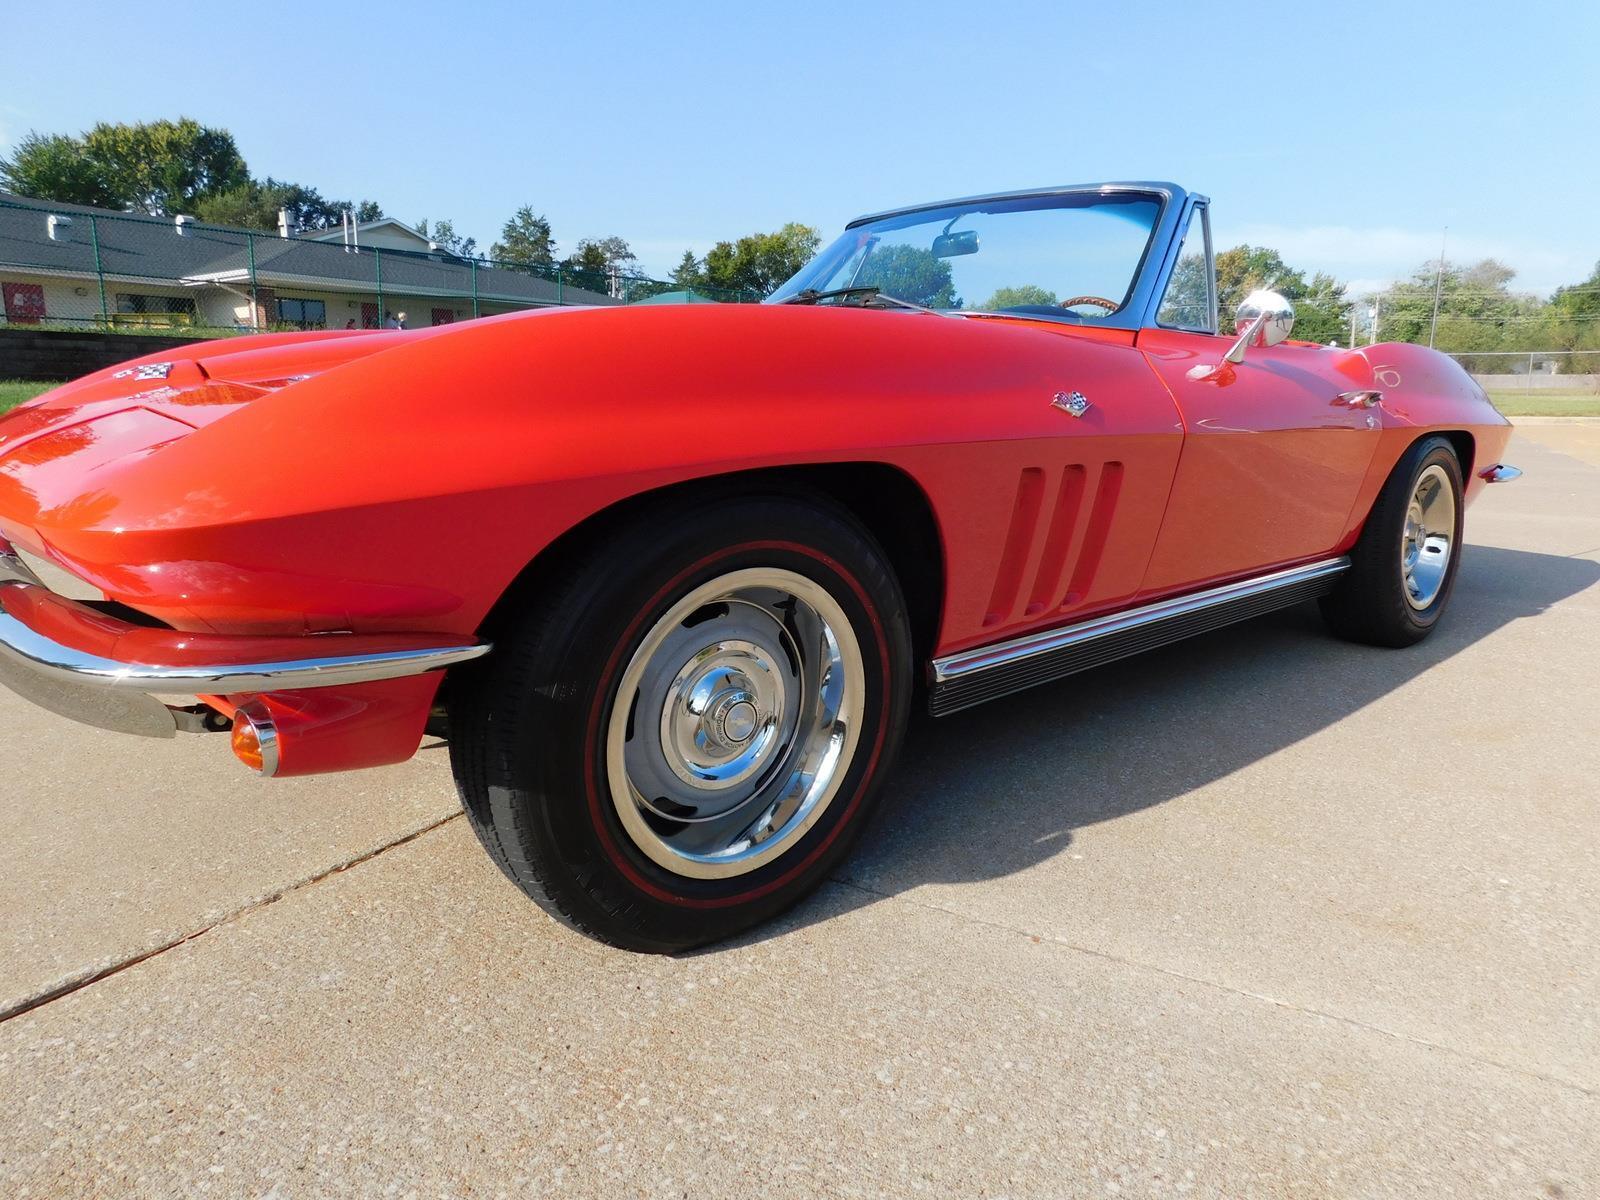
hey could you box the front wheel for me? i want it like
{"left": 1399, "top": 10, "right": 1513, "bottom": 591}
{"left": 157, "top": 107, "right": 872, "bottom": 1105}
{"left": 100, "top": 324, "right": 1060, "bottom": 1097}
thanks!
{"left": 1321, "top": 435, "right": 1464, "bottom": 647}
{"left": 449, "top": 493, "right": 912, "bottom": 951}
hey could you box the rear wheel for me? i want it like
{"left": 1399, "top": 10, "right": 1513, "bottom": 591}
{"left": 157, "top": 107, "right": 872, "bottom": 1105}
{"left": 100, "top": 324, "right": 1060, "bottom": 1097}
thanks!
{"left": 1321, "top": 436, "right": 1464, "bottom": 647}
{"left": 449, "top": 492, "right": 912, "bottom": 951}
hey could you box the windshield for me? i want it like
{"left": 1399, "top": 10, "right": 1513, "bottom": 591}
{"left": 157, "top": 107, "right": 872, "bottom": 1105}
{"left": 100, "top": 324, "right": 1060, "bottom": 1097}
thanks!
{"left": 767, "top": 191, "right": 1162, "bottom": 319}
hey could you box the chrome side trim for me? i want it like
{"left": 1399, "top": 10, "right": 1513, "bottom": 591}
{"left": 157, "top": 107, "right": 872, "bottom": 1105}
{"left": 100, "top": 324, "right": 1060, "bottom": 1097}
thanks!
{"left": 929, "top": 557, "right": 1349, "bottom": 716}
{"left": 1481, "top": 464, "right": 1522, "bottom": 483}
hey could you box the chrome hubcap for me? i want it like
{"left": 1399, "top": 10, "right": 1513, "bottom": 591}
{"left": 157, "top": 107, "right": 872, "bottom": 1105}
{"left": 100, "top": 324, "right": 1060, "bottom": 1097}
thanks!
{"left": 1401, "top": 464, "right": 1456, "bottom": 610}
{"left": 606, "top": 568, "right": 864, "bottom": 879}
{"left": 657, "top": 639, "right": 787, "bottom": 797}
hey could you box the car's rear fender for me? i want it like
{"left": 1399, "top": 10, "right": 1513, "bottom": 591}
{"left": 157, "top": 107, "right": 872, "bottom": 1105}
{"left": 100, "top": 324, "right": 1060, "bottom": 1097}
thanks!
{"left": 1331, "top": 344, "right": 1512, "bottom": 550}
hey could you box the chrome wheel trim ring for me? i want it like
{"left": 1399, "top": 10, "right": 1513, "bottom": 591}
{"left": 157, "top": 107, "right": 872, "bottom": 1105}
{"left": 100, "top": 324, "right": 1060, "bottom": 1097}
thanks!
{"left": 1401, "top": 463, "right": 1456, "bottom": 611}
{"left": 605, "top": 567, "right": 865, "bottom": 879}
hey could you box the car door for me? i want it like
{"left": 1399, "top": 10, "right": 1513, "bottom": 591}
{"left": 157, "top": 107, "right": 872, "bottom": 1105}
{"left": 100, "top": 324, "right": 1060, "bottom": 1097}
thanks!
{"left": 1137, "top": 328, "right": 1382, "bottom": 593}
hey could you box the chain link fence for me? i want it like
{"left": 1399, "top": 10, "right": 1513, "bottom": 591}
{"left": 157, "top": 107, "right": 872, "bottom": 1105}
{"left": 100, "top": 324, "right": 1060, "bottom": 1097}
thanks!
{"left": 0, "top": 197, "right": 759, "bottom": 338}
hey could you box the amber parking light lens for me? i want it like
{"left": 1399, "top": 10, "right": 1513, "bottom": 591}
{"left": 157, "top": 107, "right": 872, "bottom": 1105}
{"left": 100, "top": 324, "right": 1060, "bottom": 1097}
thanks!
{"left": 229, "top": 705, "right": 278, "bottom": 775}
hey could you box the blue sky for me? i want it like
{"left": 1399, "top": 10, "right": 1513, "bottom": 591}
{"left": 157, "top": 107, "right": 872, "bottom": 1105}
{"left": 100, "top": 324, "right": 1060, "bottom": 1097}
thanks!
{"left": 4, "top": 0, "right": 1596, "bottom": 295}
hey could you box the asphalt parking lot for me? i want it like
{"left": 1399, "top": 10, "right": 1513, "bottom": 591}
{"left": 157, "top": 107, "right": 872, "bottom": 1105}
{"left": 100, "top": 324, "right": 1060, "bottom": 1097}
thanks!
{"left": 1, "top": 428, "right": 1596, "bottom": 1198}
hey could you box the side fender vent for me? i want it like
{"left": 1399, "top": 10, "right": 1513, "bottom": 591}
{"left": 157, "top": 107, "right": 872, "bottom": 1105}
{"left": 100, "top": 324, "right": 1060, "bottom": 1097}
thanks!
{"left": 980, "top": 460, "right": 1125, "bottom": 629}
{"left": 982, "top": 467, "right": 1045, "bottom": 627}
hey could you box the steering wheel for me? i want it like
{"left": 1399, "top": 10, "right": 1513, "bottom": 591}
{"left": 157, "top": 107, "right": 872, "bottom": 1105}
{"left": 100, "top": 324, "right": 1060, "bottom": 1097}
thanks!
{"left": 1058, "top": 295, "right": 1119, "bottom": 314}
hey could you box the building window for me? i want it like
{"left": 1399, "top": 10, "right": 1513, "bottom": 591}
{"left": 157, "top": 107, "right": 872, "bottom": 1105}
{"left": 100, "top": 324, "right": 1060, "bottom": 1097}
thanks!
{"left": 275, "top": 297, "right": 327, "bottom": 330}
{"left": 112, "top": 293, "right": 196, "bottom": 328}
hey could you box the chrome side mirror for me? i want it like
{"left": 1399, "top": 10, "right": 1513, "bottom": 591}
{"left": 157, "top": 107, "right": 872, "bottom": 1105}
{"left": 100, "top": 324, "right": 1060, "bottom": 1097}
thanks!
{"left": 1225, "top": 289, "right": 1295, "bottom": 363}
{"left": 1184, "top": 288, "right": 1297, "bottom": 381}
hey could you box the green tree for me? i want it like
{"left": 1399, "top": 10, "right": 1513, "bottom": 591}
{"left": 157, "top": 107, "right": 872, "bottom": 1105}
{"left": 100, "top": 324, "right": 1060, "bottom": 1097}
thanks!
{"left": 490, "top": 206, "right": 556, "bottom": 266}
{"left": 670, "top": 249, "right": 705, "bottom": 290}
{"left": 562, "top": 236, "right": 637, "bottom": 296}
{"left": 853, "top": 244, "right": 959, "bottom": 308}
{"left": 1291, "top": 272, "right": 1355, "bottom": 345}
{"left": 1158, "top": 253, "right": 1209, "bottom": 328}
{"left": 1552, "top": 262, "right": 1600, "bottom": 320}
{"left": 415, "top": 217, "right": 478, "bottom": 260}
{"left": 0, "top": 131, "right": 123, "bottom": 208}
{"left": 1545, "top": 262, "right": 1600, "bottom": 371}
{"left": 585, "top": 236, "right": 637, "bottom": 272}
{"left": 1, "top": 118, "right": 249, "bottom": 214}
{"left": 195, "top": 177, "right": 355, "bottom": 232}
{"left": 562, "top": 240, "right": 609, "bottom": 292}
{"left": 354, "top": 199, "right": 384, "bottom": 223}
{"left": 975, "top": 284, "right": 1058, "bottom": 311}
{"left": 702, "top": 223, "right": 821, "bottom": 297}
{"left": 1213, "top": 244, "right": 1353, "bottom": 345}
{"left": 1374, "top": 259, "right": 1539, "bottom": 358}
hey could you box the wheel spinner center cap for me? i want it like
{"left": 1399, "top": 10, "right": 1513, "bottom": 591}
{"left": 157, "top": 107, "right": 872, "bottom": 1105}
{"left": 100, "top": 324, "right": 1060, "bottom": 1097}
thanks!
{"left": 719, "top": 698, "right": 759, "bottom": 744}
{"left": 655, "top": 639, "right": 789, "bottom": 795}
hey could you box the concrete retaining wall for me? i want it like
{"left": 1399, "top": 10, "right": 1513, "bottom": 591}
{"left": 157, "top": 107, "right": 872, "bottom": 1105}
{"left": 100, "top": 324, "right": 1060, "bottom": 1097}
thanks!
{"left": 0, "top": 327, "right": 213, "bottom": 381}
{"left": 1470, "top": 373, "right": 1600, "bottom": 393}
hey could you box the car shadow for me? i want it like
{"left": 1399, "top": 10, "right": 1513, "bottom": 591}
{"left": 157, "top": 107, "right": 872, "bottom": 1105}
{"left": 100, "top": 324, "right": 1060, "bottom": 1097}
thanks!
{"left": 711, "top": 543, "right": 1599, "bottom": 949}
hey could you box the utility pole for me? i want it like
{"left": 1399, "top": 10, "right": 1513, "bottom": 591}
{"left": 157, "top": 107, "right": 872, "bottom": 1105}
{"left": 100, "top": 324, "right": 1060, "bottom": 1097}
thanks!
{"left": 1370, "top": 295, "right": 1381, "bottom": 345}
{"left": 1428, "top": 227, "right": 1448, "bottom": 348}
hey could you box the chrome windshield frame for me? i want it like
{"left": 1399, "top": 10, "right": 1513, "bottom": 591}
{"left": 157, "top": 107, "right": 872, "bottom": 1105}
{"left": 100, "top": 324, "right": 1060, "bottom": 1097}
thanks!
{"left": 1145, "top": 190, "right": 1217, "bottom": 335}
{"left": 776, "top": 181, "right": 1195, "bottom": 332}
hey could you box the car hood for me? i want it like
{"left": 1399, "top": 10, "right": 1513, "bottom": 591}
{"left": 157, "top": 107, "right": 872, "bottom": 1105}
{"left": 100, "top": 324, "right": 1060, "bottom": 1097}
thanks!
{"left": 0, "top": 330, "right": 426, "bottom": 556}
{"left": 0, "top": 324, "right": 456, "bottom": 493}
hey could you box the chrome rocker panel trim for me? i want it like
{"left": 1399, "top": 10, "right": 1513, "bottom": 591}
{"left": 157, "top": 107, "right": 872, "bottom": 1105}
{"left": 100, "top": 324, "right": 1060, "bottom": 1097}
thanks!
{"left": 928, "top": 557, "right": 1350, "bottom": 716}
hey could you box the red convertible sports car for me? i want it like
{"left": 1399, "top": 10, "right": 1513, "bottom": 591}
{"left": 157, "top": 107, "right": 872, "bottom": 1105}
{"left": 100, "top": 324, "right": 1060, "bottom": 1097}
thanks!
{"left": 0, "top": 182, "right": 1518, "bottom": 949}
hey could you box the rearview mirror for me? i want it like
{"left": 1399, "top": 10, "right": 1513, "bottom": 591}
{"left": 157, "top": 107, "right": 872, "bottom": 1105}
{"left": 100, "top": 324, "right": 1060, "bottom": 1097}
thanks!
{"left": 931, "top": 230, "right": 979, "bottom": 258}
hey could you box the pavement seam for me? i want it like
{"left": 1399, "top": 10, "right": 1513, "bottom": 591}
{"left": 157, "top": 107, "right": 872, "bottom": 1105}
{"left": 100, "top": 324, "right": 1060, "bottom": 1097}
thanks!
{"left": 828, "top": 874, "right": 1598, "bottom": 1100}
{"left": 0, "top": 810, "right": 464, "bottom": 1026}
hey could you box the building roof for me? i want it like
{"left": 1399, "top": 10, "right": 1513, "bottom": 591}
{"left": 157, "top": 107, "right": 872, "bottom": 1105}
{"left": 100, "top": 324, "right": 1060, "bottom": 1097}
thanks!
{"left": 0, "top": 193, "right": 616, "bottom": 307}
{"left": 300, "top": 217, "right": 434, "bottom": 248}
{"left": 0, "top": 191, "right": 228, "bottom": 282}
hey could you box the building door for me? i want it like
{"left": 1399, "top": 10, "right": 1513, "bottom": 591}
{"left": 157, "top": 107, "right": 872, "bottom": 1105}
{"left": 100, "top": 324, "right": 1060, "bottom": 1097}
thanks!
{"left": 2, "top": 282, "right": 47, "bottom": 325}
{"left": 361, "top": 302, "right": 380, "bottom": 329}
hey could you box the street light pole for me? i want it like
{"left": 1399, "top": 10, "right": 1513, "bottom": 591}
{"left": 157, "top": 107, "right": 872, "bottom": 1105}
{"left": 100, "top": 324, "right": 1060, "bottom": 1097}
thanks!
{"left": 1428, "top": 227, "right": 1448, "bottom": 348}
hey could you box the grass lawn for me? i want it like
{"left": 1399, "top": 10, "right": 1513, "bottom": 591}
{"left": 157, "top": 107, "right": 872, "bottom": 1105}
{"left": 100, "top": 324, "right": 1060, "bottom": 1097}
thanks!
{"left": 1, "top": 380, "right": 56, "bottom": 415}
{"left": 1487, "top": 390, "right": 1600, "bottom": 418}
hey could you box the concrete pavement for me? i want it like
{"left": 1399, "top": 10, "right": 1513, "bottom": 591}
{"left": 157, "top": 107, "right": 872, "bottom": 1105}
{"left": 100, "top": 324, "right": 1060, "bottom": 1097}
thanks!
{"left": 1, "top": 430, "right": 1595, "bottom": 1197}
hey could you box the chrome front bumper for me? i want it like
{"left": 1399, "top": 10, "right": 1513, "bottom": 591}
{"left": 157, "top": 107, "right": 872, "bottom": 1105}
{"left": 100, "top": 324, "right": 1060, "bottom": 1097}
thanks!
{"left": 0, "top": 538, "right": 488, "bottom": 738}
